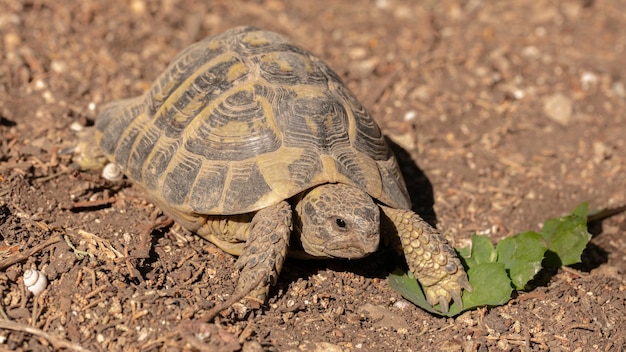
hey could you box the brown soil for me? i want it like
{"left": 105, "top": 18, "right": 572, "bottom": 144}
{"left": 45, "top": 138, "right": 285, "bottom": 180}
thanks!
{"left": 1, "top": 0, "right": 625, "bottom": 351}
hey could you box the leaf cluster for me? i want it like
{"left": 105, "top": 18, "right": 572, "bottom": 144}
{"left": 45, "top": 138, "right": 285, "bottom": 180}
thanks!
{"left": 389, "top": 203, "right": 592, "bottom": 316}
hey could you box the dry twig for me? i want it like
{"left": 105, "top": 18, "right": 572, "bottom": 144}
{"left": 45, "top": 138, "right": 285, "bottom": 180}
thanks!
{"left": 0, "top": 235, "right": 62, "bottom": 270}
{"left": 0, "top": 319, "right": 90, "bottom": 352}
{"left": 71, "top": 196, "right": 117, "bottom": 209}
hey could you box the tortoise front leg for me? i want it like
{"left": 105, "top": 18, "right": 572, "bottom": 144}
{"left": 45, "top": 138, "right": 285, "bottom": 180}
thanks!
{"left": 235, "top": 200, "right": 292, "bottom": 302}
{"left": 380, "top": 205, "right": 472, "bottom": 312}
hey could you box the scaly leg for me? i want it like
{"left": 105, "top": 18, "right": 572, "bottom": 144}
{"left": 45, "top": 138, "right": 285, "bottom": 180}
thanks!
{"left": 380, "top": 205, "right": 472, "bottom": 312}
{"left": 235, "top": 200, "right": 292, "bottom": 302}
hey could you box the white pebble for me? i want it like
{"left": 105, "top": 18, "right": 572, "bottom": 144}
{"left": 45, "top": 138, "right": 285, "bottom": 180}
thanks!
{"left": 393, "top": 299, "right": 412, "bottom": 310}
{"left": 69, "top": 121, "right": 84, "bottom": 132}
{"left": 580, "top": 71, "right": 598, "bottom": 91}
{"left": 23, "top": 269, "right": 48, "bottom": 296}
{"left": 475, "top": 227, "right": 492, "bottom": 236}
{"left": 42, "top": 90, "right": 55, "bottom": 104}
{"left": 404, "top": 110, "right": 417, "bottom": 122}
{"left": 513, "top": 89, "right": 525, "bottom": 100}
{"left": 50, "top": 60, "right": 68, "bottom": 74}
{"left": 102, "top": 163, "right": 124, "bottom": 181}
{"left": 34, "top": 79, "right": 46, "bottom": 90}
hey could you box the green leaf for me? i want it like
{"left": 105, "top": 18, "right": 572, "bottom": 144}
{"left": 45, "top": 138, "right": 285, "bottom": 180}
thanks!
{"left": 496, "top": 231, "right": 547, "bottom": 290}
{"left": 389, "top": 262, "right": 513, "bottom": 316}
{"left": 388, "top": 269, "right": 458, "bottom": 317}
{"left": 389, "top": 235, "right": 507, "bottom": 316}
{"left": 541, "top": 202, "right": 591, "bottom": 266}
{"left": 387, "top": 202, "right": 592, "bottom": 316}
{"left": 456, "top": 245, "right": 470, "bottom": 259}
{"left": 461, "top": 262, "right": 513, "bottom": 308}
{"left": 462, "top": 234, "right": 497, "bottom": 266}
{"left": 572, "top": 202, "right": 590, "bottom": 219}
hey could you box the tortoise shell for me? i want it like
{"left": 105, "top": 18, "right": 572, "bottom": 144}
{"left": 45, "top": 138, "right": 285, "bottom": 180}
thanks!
{"left": 95, "top": 26, "right": 410, "bottom": 217}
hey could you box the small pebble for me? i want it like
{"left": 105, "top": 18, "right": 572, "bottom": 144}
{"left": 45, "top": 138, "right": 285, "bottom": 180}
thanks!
{"left": 69, "top": 121, "right": 84, "bottom": 132}
{"left": 34, "top": 79, "right": 46, "bottom": 90}
{"left": 543, "top": 93, "right": 573, "bottom": 126}
{"left": 512, "top": 89, "right": 525, "bottom": 100}
{"left": 404, "top": 110, "right": 417, "bottom": 122}
{"left": 393, "top": 299, "right": 412, "bottom": 310}
{"left": 242, "top": 340, "right": 264, "bottom": 352}
{"left": 521, "top": 45, "right": 540, "bottom": 59}
{"left": 580, "top": 71, "right": 598, "bottom": 91}
{"left": 375, "top": 0, "right": 389, "bottom": 9}
{"left": 130, "top": 0, "right": 146, "bottom": 14}
{"left": 612, "top": 81, "right": 625, "bottom": 97}
{"left": 4, "top": 32, "right": 21, "bottom": 51}
{"left": 50, "top": 60, "right": 68, "bottom": 74}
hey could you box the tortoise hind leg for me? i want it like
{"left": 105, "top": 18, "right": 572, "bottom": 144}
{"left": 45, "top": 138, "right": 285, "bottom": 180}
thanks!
{"left": 235, "top": 200, "right": 292, "bottom": 302}
{"left": 380, "top": 205, "right": 472, "bottom": 312}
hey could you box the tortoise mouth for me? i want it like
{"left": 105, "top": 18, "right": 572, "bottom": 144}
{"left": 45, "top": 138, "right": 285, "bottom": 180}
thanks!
{"left": 326, "top": 240, "right": 377, "bottom": 259}
{"left": 301, "top": 236, "right": 378, "bottom": 259}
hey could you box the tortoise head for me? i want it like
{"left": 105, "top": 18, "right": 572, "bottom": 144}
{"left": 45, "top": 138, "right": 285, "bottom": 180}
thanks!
{"left": 294, "top": 183, "right": 380, "bottom": 259}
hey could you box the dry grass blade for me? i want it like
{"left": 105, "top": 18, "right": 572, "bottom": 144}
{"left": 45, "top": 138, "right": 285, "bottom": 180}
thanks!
{"left": 71, "top": 229, "right": 125, "bottom": 260}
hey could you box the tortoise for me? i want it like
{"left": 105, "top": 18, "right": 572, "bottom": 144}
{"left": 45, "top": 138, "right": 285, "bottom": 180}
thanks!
{"left": 77, "top": 26, "right": 471, "bottom": 311}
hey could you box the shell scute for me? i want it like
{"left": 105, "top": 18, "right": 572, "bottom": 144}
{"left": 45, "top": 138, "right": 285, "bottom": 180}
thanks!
{"left": 188, "top": 163, "right": 229, "bottom": 211}
{"left": 162, "top": 154, "right": 203, "bottom": 206}
{"left": 127, "top": 125, "right": 160, "bottom": 181}
{"left": 184, "top": 84, "right": 281, "bottom": 162}
{"left": 144, "top": 141, "right": 180, "bottom": 190}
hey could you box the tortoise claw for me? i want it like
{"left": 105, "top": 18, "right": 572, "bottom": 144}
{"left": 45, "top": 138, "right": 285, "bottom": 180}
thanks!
{"left": 421, "top": 266, "right": 471, "bottom": 312}
{"left": 450, "top": 288, "right": 463, "bottom": 310}
{"left": 459, "top": 274, "right": 473, "bottom": 293}
{"left": 438, "top": 296, "right": 450, "bottom": 313}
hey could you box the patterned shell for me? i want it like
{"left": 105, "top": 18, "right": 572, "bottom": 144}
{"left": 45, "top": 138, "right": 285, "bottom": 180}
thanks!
{"left": 95, "top": 26, "right": 411, "bottom": 216}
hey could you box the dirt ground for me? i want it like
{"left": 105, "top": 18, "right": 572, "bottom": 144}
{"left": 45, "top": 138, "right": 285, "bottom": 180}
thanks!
{"left": 1, "top": 0, "right": 625, "bottom": 351}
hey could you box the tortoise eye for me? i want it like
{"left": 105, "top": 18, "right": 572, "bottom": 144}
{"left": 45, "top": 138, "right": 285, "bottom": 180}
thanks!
{"left": 335, "top": 218, "right": 347, "bottom": 228}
